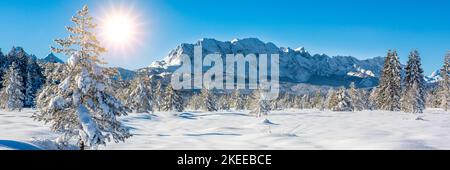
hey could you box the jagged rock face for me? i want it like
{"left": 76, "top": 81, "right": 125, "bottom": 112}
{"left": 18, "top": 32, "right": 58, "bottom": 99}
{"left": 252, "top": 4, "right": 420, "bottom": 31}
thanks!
{"left": 115, "top": 67, "right": 136, "bottom": 81}
{"left": 148, "top": 38, "right": 385, "bottom": 88}
{"left": 40, "top": 53, "right": 64, "bottom": 64}
{"left": 425, "top": 69, "right": 442, "bottom": 84}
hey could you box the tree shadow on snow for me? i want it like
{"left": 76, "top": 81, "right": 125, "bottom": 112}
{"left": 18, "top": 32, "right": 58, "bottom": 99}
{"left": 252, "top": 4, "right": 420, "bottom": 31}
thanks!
{"left": 177, "top": 113, "right": 198, "bottom": 120}
{"left": 0, "top": 140, "right": 42, "bottom": 150}
{"left": 263, "top": 119, "right": 280, "bottom": 125}
{"left": 184, "top": 133, "right": 242, "bottom": 136}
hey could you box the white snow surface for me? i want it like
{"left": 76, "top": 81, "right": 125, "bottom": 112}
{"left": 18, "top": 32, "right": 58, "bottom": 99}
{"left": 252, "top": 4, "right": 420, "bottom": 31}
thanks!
{"left": 2, "top": 109, "right": 450, "bottom": 150}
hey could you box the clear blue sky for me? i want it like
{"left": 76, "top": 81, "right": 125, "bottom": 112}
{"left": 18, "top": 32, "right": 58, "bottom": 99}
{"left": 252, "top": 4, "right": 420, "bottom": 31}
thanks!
{"left": 0, "top": 0, "right": 449, "bottom": 74}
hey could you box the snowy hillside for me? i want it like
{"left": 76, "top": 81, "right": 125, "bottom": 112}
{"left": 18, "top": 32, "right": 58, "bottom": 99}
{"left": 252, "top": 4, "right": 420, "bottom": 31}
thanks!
{"left": 2, "top": 109, "right": 450, "bottom": 150}
{"left": 145, "top": 38, "right": 385, "bottom": 88}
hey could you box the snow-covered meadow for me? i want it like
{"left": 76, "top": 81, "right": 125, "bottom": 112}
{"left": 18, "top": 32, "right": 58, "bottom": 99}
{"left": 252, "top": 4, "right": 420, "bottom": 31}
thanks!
{"left": 2, "top": 109, "right": 450, "bottom": 150}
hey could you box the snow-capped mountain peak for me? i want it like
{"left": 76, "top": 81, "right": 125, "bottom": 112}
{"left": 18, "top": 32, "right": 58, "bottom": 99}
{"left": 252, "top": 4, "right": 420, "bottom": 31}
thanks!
{"left": 425, "top": 69, "right": 442, "bottom": 83}
{"left": 294, "top": 47, "right": 306, "bottom": 53}
{"left": 347, "top": 65, "right": 376, "bottom": 78}
{"left": 144, "top": 38, "right": 386, "bottom": 88}
{"left": 40, "top": 53, "right": 64, "bottom": 64}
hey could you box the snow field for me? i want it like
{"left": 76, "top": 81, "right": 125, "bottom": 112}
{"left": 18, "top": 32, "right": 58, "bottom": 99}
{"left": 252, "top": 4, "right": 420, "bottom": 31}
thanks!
{"left": 2, "top": 109, "right": 450, "bottom": 150}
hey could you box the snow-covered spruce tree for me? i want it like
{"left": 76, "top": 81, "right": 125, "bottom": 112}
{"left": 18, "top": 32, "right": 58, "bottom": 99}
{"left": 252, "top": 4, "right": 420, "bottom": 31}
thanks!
{"left": 200, "top": 88, "right": 218, "bottom": 112}
{"left": 270, "top": 95, "right": 282, "bottom": 110}
{"left": 368, "top": 87, "right": 379, "bottom": 110}
{"left": 326, "top": 89, "right": 339, "bottom": 110}
{"left": 41, "top": 62, "right": 68, "bottom": 85}
{"left": 249, "top": 92, "right": 259, "bottom": 109}
{"left": 348, "top": 82, "right": 364, "bottom": 111}
{"left": 376, "top": 50, "right": 402, "bottom": 111}
{"left": 0, "top": 47, "right": 45, "bottom": 108}
{"left": 0, "top": 49, "right": 5, "bottom": 88}
{"left": 404, "top": 82, "right": 425, "bottom": 113}
{"left": 439, "top": 52, "right": 450, "bottom": 111}
{"left": 127, "top": 76, "right": 153, "bottom": 113}
{"left": 277, "top": 93, "right": 290, "bottom": 110}
{"left": 34, "top": 5, "right": 131, "bottom": 149}
{"left": 401, "top": 50, "right": 425, "bottom": 113}
{"left": 290, "top": 95, "right": 299, "bottom": 109}
{"left": 187, "top": 94, "right": 202, "bottom": 111}
{"left": 291, "top": 95, "right": 298, "bottom": 109}
{"left": 311, "top": 90, "right": 323, "bottom": 110}
{"left": 247, "top": 89, "right": 261, "bottom": 110}
{"left": 153, "top": 81, "right": 164, "bottom": 111}
{"left": 217, "top": 94, "right": 231, "bottom": 111}
{"left": 0, "top": 62, "right": 25, "bottom": 111}
{"left": 161, "top": 85, "right": 184, "bottom": 112}
{"left": 426, "top": 87, "right": 440, "bottom": 108}
{"left": 24, "top": 56, "right": 45, "bottom": 107}
{"left": 231, "top": 89, "right": 245, "bottom": 111}
{"left": 332, "top": 88, "right": 353, "bottom": 112}
{"left": 360, "top": 89, "right": 371, "bottom": 110}
{"left": 300, "top": 94, "right": 311, "bottom": 109}
{"left": 251, "top": 90, "right": 271, "bottom": 117}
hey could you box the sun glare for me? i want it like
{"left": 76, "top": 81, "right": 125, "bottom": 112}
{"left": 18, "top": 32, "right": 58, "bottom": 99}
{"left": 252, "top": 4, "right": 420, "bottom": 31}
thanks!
{"left": 104, "top": 14, "right": 134, "bottom": 44}
{"left": 98, "top": 4, "right": 143, "bottom": 53}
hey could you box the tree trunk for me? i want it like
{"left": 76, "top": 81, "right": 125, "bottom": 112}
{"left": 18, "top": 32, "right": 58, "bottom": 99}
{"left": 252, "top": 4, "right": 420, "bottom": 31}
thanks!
{"left": 79, "top": 140, "right": 85, "bottom": 150}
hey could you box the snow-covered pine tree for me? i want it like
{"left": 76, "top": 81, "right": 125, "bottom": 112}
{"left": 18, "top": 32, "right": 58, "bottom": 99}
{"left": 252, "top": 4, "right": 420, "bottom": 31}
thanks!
{"left": 251, "top": 89, "right": 271, "bottom": 117}
{"left": 0, "top": 49, "right": 6, "bottom": 90}
{"left": 326, "top": 89, "right": 339, "bottom": 110}
{"left": 0, "top": 62, "right": 25, "bottom": 111}
{"left": 290, "top": 95, "right": 300, "bottom": 109}
{"left": 290, "top": 95, "right": 298, "bottom": 109}
{"left": 217, "top": 94, "right": 231, "bottom": 111}
{"left": 368, "top": 87, "right": 379, "bottom": 110}
{"left": 311, "top": 90, "right": 323, "bottom": 110}
{"left": 348, "top": 82, "right": 364, "bottom": 111}
{"left": 231, "top": 89, "right": 245, "bottom": 111}
{"left": 361, "top": 89, "right": 371, "bottom": 110}
{"left": 277, "top": 93, "right": 290, "bottom": 110}
{"left": 404, "top": 82, "right": 425, "bottom": 113}
{"left": 300, "top": 94, "right": 311, "bottom": 109}
{"left": 200, "top": 88, "right": 218, "bottom": 112}
{"left": 41, "top": 62, "right": 68, "bottom": 85}
{"left": 247, "top": 89, "right": 261, "bottom": 110}
{"left": 153, "top": 81, "right": 164, "bottom": 111}
{"left": 24, "top": 56, "right": 45, "bottom": 107}
{"left": 332, "top": 88, "right": 353, "bottom": 112}
{"left": 246, "top": 91, "right": 255, "bottom": 109}
{"left": 439, "top": 52, "right": 450, "bottom": 111}
{"left": 376, "top": 50, "right": 402, "bottom": 111}
{"left": 401, "top": 50, "right": 425, "bottom": 113}
{"left": 34, "top": 5, "right": 131, "bottom": 149}
{"left": 0, "top": 47, "right": 45, "bottom": 108}
{"left": 187, "top": 94, "right": 202, "bottom": 111}
{"left": 272, "top": 93, "right": 283, "bottom": 110}
{"left": 161, "top": 85, "right": 184, "bottom": 112}
{"left": 426, "top": 87, "right": 440, "bottom": 108}
{"left": 127, "top": 76, "right": 153, "bottom": 113}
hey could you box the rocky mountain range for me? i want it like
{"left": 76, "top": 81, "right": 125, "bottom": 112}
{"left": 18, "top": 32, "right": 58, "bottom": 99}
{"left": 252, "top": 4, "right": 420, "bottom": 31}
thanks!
{"left": 144, "top": 38, "right": 386, "bottom": 88}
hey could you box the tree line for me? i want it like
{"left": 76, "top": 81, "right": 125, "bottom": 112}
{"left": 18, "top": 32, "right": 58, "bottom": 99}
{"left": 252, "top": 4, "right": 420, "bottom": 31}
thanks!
{"left": 0, "top": 5, "right": 449, "bottom": 150}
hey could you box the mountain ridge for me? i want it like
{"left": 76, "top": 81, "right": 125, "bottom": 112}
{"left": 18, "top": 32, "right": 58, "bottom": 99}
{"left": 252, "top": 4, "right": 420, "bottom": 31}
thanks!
{"left": 145, "top": 38, "right": 386, "bottom": 88}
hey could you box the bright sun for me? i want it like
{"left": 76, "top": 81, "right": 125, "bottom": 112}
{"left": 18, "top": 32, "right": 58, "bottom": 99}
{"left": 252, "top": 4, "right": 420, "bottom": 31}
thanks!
{"left": 104, "top": 14, "right": 135, "bottom": 44}
{"left": 98, "top": 5, "right": 143, "bottom": 53}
